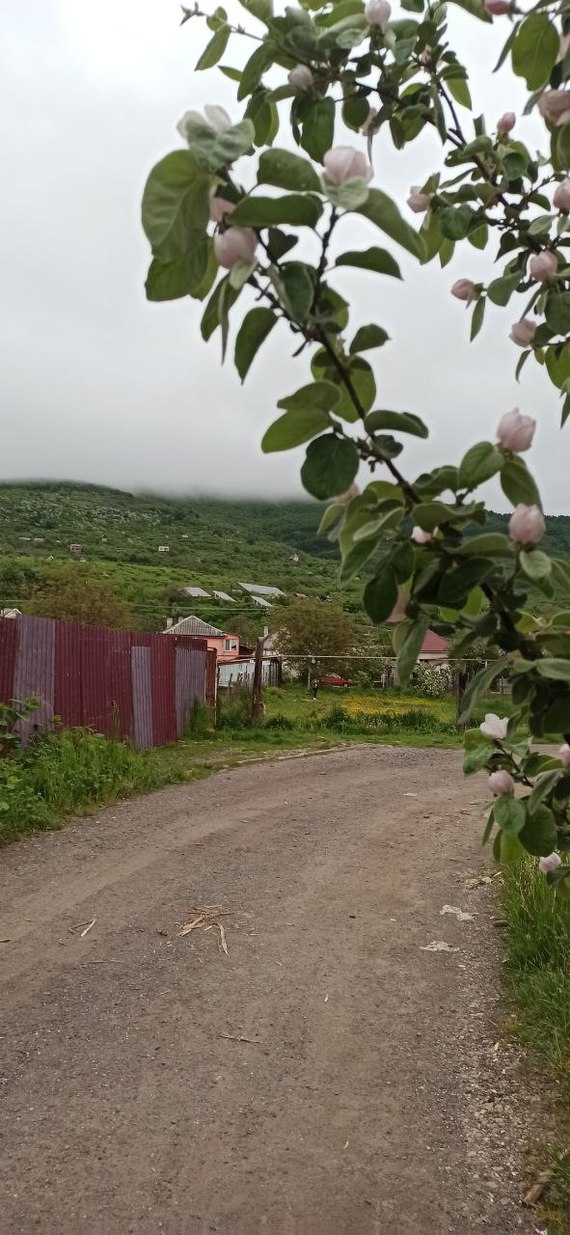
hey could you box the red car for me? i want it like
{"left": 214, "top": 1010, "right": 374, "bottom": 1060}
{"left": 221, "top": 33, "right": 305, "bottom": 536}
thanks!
{"left": 318, "top": 674, "right": 352, "bottom": 688}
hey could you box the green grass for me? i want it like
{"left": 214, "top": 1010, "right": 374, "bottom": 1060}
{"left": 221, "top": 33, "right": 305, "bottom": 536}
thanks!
{"left": 502, "top": 860, "right": 570, "bottom": 1231}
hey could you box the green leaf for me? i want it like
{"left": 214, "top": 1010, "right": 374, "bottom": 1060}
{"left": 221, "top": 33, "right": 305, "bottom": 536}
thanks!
{"left": 545, "top": 292, "right": 570, "bottom": 336}
{"left": 520, "top": 804, "right": 558, "bottom": 856}
{"left": 440, "top": 205, "right": 474, "bottom": 241}
{"left": 487, "top": 273, "right": 520, "bottom": 307}
{"left": 397, "top": 616, "right": 430, "bottom": 685}
{"left": 350, "top": 325, "right": 390, "bottom": 354}
{"left": 494, "top": 795, "right": 526, "bottom": 837}
{"left": 312, "top": 353, "right": 375, "bottom": 423}
{"left": 278, "top": 380, "right": 341, "bottom": 413}
{"left": 458, "top": 441, "right": 503, "bottom": 489}
{"left": 501, "top": 456, "right": 542, "bottom": 509}
{"left": 262, "top": 406, "right": 330, "bottom": 452}
{"left": 458, "top": 533, "right": 512, "bottom": 557}
{"left": 447, "top": 0, "right": 491, "bottom": 20}
{"left": 512, "top": 14, "right": 559, "bottom": 91}
{"left": 200, "top": 276, "right": 240, "bottom": 342}
{"left": 470, "top": 297, "right": 485, "bottom": 341}
{"left": 270, "top": 262, "right": 314, "bottom": 322}
{"left": 464, "top": 744, "right": 494, "bottom": 775}
{"left": 212, "top": 119, "right": 255, "bottom": 166}
{"left": 266, "top": 228, "right": 298, "bottom": 261}
{"left": 363, "top": 569, "right": 398, "bottom": 624}
{"left": 460, "top": 659, "right": 508, "bottom": 722}
{"left": 536, "top": 658, "right": 570, "bottom": 681}
{"left": 228, "top": 258, "right": 257, "bottom": 291}
{"left": 258, "top": 147, "right": 321, "bottom": 192}
{"left": 237, "top": 42, "right": 275, "bottom": 99}
{"left": 335, "top": 247, "right": 402, "bottom": 279}
{"left": 141, "top": 152, "right": 210, "bottom": 261}
{"left": 318, "top": 502, "right": 344, "bottom": 535}
{"left": 230, "top": 193, "right": 322, "bottom": 228}
{"left": 446, "top": 74, "right": 472, "bottom": 110}
{"left": 195, "top": 24, "right": 231, "bottom": 70}
{"left": 300, "top": 97, "right": 335, "bottom": 163}
{"left": 237, "top": 0, "right": 273, "bottom": 21}
{"left": 234, "top": 307, "right": 277, "bottom": 382}
{"left": 145, "top": 237, "right": 214, "bottom": 302}
{"left": 365, "top": 410, "right": 428, "bottom": 438}
{"left": 438, "top": 558, "right": 493, "bottom": 606}
{"left": 301, "top": 434, "right": 359, "bottom": 500}
{"left": 322, "top": 177, "right": 371, "bottom": 210}
{"left": 342, "top": 93, "right": 371, "bottom": 132}
{"left": 528, "top": 770, "right": 560, "bottom": 813}
{"left": 520, "top": 548, "right": 552, "bottom": 582}
{"left": 356, "top": 189, "right": 424, "bottom": 259}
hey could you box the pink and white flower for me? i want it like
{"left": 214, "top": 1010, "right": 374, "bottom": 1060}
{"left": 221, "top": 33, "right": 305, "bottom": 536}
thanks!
{"left": 451, "top": 279, "right": 476, "bottom": 303}
{"left": 496, "top": 408, "right": 536, "bottom": 453}
{"left": 497, "top": 112, "right": 516, "bottom": 134}
{"left": 411, "top": 526, "right": 433, "bottom": 544}
{"left": 488, "top": 770, "right": 515, "bottom": 795}
{"left": 509, "top": 319, "right": 536, "bottom": 348}
{"left": 177, "top": 105, "right": 231, "bottom": 142}
{"left": 480, "top": 713, "right": 509, "bottom": 741}
{"left": 529, "top": 251, "right": 558, "bottom": 282}
{"left": 539, "top": 852, "right": 562, "bottom": 873}
{"left": 288, "top": 65, "right": 314, "bottom": 92}
{"left": 407, "top": 186, "right": 431, "bottom": 214}
{"left": 554, "top": 179, "right": 570, "bottom": 211}
{"left": 508, "top": 504, "right": 546, "bottom": 545}
{"left": 213, "top": 227, "right": 257, "bottom": 269}
{"left": 364, "top": 0, "right": 391, "bottom": 26}
{"left": 538, "top": 90, "right": 570, "bottom": 127}
{"left": 559, "top": 743, "right": 570, "bottom": 767}
{"left": 323, "top": 147, "right": 373, "bottom": 184}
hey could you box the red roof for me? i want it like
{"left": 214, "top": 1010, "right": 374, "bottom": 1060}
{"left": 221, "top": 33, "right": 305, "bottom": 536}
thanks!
{"left": 420, "top": 629, "right": 449, "bottom": 654}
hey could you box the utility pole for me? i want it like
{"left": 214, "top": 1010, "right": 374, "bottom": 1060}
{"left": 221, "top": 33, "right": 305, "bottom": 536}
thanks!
{"left": 250, "top": 636, "right": 265, "bottom": 725}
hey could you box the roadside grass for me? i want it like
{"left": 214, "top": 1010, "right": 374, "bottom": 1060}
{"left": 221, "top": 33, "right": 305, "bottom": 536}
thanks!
{"left": 502, "top": 860, "right": 570, "bottom": 1232}
{"left": 0, "top": 684, "right": 514, "bottom": 846}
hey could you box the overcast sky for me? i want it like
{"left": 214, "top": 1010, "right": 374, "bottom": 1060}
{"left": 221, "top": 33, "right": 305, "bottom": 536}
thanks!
{"left": 1, "top": 0, "right": 567, "bottom": 511}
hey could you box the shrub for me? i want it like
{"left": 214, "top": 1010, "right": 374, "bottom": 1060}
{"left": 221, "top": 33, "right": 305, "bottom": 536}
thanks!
{"left": 263, "top": 713, "right": 294, "bottom": 731}
{"left": 409, "top": 665, "right": 454, "bottom": 698}
{"left": 186, "top": 697, "right": 212, "bottom": 736}
{"left": 217, "top": 695, "right": 252, "bottom": 730}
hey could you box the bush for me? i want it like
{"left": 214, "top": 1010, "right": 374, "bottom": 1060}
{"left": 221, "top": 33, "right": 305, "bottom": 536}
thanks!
{"left": 217, "top": 695, "right": 252, "bottom": 730}
{"left": 186, "top": 697, "right": 212, "bottom": 736}
{"left": 0, "top": 729, "right": 176, "bottom": 845}
{"left": 263, "top": 713, "right": 294, "bottom": 730}
{"left": 409, "top": 665, "right": 454, "bottom": 698}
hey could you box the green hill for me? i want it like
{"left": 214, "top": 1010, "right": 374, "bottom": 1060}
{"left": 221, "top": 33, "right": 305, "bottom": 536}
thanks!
{"left": 1, "top": 481, "right": 569, "bottom": 632}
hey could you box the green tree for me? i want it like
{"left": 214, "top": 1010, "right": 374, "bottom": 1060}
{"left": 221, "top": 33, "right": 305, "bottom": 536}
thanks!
{"left": 272, "top": 598, "right": 357, "bottom": 677}
{"left": 27, "top": 566, "right": 133, "bottom": 629}
{"left": 141, "top": 0, "right": 570, "bottom": 877}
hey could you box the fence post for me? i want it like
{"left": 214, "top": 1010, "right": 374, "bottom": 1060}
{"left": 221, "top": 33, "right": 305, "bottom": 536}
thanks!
{"left": 250, "top": 638, "right": 264, "bottom": 725}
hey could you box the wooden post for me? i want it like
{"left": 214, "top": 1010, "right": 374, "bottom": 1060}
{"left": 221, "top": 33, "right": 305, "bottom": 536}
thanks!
{"left": 250, "top": 637, "right": 264, "bottom": 725}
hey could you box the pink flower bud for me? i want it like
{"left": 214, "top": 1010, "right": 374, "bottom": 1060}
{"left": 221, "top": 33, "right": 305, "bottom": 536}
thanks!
{"left": 539, "top": 852, "right": 562, "bottom": 873}
{"left": 480, "top": 713, "right": 509, "bottom": 741}
{"left": 538, "top": 90, "right": 570, "bottom": 127}
{"left": 496, "top": 408, "right": 536, "bottom": 453}
{"left": 323, "top": 146, "right": 373, "bottom": 184}
{"left": 418, "top": 46, "right": 432, "bottom": 67}
{"left": 451, "top": 278, "right": 476, "bottom": 303}
{"left": 554, "top": 179, "right": 570, "bottom": 212}
{"left": 508, "top": 504, "right": 546, "bottom": 545}
{"left": 288, "top": 65, "right": 314, "bottom": 92}
{"left": 485, "top": 0, "right": 511, "bottom": 13}
{"left": 488, "top": 770, "right": 515, "bottom": 795}
{"left": 497, "top": 112, "right": 516, "bottom": 134}
{"left": 509, "top": 319, "right": 536, "bottom": 348}
{"left": 407, "top": 186, "right": 431, "bottom": 214}
{"left": 388, "top": 588, "right": 409, "bottom": 623}
{"left": 529, "top": 250, "right": 558, "bottom": 282}
{"left": 209, "top": 191, "right": 236, "bottom": 224}
{"left": 559, "top": 743, "right": 570, "bottom": 767}
{"left": 411, "top": 526, "right": 433, "bottom": 544}
{"left": 213, "top": 227, "right": 257, "bottom": 269}
{"left": 364, "top": 0, "right": 391, "bottom": 25}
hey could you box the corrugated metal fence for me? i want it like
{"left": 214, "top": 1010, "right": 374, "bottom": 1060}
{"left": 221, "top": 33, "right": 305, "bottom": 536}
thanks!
{"left": 0, "top": 615, "right": 213, "bottom": 750}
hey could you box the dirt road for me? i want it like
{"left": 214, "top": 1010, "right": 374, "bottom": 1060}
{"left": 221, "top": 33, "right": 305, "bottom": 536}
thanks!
{"left": 0, "top": 746, "right": 538, "bottom": 1235}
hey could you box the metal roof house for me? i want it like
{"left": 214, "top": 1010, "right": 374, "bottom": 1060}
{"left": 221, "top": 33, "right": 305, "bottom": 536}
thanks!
{"left": 164, "top": 616, "right": 240, "bottom": 663}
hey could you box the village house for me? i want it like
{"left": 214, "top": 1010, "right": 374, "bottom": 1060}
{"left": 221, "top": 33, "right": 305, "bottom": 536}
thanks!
{"left": 163, "top": 615, "right": 241, "bottom": 663}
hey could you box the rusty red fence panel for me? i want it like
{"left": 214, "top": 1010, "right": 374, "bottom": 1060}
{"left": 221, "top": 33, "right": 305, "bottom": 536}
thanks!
{"left": 0, "top": 616, "right": 210, "bottom": 751}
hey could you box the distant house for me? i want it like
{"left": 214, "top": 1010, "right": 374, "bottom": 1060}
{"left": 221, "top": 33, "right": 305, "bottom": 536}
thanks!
{"left": 183, "top": 586, "right": 210, "bottom": 598}
{"left": 289, "top": 554, "right": 299, "bottom": 563}
{"left": 0, "top": 608, "right": 21, "bottom": 619}
{"left": 69, "top": 543, "right": 82, "bottom": 554}
{"left": 418, "top": 630, "right": 449, "bottom": 664}
{"left": 158, "top": 545, "right": 170, "bottom": 554}
{"left": 164, "top": 615, "right": 240, "bottom": 663}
